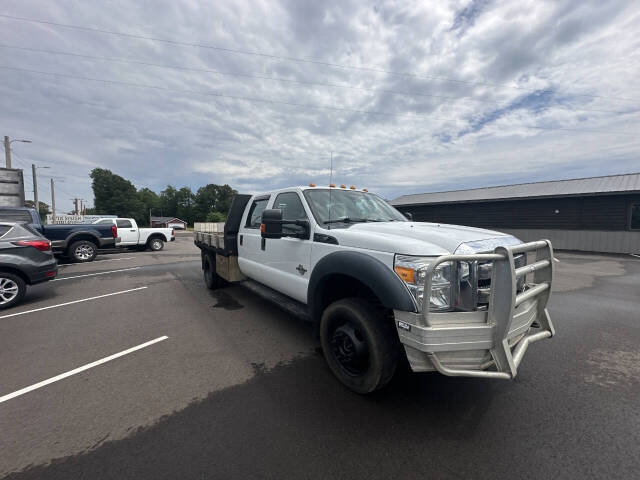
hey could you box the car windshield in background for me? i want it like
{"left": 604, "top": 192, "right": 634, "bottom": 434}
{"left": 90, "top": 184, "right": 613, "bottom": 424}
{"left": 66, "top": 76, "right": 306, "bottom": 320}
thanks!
{"left": 303, "top": 189, "right": 406, "bottom": 226}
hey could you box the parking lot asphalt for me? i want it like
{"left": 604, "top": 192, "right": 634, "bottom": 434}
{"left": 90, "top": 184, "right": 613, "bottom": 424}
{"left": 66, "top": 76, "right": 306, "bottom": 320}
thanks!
{"left": 1, "top": 234, "right": 639, "bottom": 479}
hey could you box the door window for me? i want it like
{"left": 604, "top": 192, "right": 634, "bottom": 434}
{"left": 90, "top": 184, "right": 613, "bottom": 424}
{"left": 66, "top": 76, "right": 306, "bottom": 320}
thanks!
{"left": 245, "top": 198, "right": 269, "bottom": 229}
{"left": 274, "top": 192, "right": 309, "bottom": 235}
{"left": 116, "top": 219, "right": 133, "bottom": 228}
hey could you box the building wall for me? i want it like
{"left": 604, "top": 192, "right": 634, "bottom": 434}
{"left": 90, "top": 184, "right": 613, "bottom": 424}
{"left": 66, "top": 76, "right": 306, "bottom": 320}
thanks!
{"left": 399, "top": 194, "right": 638, "bottom": 231}
{"left": 396, "top": 193, "right": 640, "bottom": 254}
{"left": 498, "top": 229, "right": 640, "bottom": 254}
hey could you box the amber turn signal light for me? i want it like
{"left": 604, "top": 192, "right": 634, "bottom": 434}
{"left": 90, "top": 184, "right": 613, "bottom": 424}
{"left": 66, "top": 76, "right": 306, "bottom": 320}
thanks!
{"left": 394, "top": 266, "right": 415, "bottom": 283}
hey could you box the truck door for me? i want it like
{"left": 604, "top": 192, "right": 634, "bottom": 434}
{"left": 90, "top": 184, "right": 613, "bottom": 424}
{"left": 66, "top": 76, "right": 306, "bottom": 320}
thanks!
{"left": 237, "top": 195, "right": 271, "bottom": 282}
{"left": 260, "top": 191, "right": 312, "bottom": 303}
{"left": 116, "top": 219, "right": 137, "bottom": 245}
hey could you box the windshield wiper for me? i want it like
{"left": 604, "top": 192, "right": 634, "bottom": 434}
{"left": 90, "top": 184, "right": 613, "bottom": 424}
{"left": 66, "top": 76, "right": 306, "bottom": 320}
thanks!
{"left": 324, "top": 217, "right": 370, "bottom": 225}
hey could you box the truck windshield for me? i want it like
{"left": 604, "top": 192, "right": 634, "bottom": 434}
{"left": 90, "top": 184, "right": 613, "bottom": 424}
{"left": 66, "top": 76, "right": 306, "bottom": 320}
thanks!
{"left": 303, "top": 189, "right": 406, "bottom": 226}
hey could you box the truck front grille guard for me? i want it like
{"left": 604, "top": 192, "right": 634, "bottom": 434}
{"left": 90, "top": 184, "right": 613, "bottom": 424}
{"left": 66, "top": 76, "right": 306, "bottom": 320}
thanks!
{"left": 422, "top": 240, "right": 555, "bottom": 379}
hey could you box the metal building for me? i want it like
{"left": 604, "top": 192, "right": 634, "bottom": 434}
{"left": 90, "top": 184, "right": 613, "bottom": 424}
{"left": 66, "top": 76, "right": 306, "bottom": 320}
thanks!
{"left": 391, "top": 172, "right": 640, "bottom": 254}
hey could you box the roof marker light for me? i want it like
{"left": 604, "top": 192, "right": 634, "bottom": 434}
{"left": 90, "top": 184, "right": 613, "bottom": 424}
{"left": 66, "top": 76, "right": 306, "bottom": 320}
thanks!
{"left": 362, "top": 188, "right": 368, "bottom": 192}
{"left": 340, "top": 184, "right": 346, "bottom": 188}
{"left": 309, "top": 183, "right": 316, "bottom": 187}
{"left": 329, "top": 183, "right": 335, "bottom": 187}
{"left": 349, "top": 185, "right": 356, "bottom": 190}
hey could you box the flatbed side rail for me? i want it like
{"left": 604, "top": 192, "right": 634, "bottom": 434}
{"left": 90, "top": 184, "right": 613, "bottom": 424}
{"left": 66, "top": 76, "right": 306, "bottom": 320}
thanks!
{"left": 422, "top": 240, "right": 555, "bottom": 379}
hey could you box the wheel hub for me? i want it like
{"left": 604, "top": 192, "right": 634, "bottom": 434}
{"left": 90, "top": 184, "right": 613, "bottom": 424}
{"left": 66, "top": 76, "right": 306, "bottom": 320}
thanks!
{"left": 0, "top": 278, "right": 19, "bottom": 304}
{"left": 330, "top": 323, "right": 369, "bottom": 376}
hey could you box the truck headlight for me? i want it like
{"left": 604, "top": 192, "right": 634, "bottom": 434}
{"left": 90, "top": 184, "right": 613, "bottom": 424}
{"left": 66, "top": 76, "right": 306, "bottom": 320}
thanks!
{"left": 394, "top": 255, "right": 452, "bottom": 312}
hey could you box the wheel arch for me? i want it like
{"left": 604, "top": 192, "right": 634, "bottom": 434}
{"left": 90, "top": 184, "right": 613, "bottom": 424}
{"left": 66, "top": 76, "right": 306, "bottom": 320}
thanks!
{"left": 0, "top": 266, "right": 30, "bottom": 285}
{"left": 146, "top": 233, "right": 167, "bottom": 245}
{"left": 66, "top": 233, "right": 99, "bottom": 248}
{"left": 308, "top": 251, "right": 417, "bottom": 324}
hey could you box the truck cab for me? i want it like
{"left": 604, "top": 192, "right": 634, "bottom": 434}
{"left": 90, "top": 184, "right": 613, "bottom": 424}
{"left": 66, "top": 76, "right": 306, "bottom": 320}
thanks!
{"left": 195, "top": 186, "right": 555, "bottom": 393}
{"left": 92, "top": 218, "right": 175, "bottom": 251}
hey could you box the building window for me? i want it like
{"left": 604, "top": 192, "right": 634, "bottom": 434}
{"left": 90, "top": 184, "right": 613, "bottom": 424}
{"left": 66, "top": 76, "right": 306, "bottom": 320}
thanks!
{"left": 631, "top": 203, "right": 640, "bottom": 230}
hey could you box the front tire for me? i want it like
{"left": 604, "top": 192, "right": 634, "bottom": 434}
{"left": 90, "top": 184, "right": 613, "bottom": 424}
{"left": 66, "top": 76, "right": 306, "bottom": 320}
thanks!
{"left": 148, "top": 238, "right": 164, "bottom": 251}
{"left": 319, "top": 298, "right": 399, "bottom": 394}
{"left": 0, "top": 272, "right": 27, "bottom": 310}
{"left": 69, "top": 240, "right": 97, "bottom": 262}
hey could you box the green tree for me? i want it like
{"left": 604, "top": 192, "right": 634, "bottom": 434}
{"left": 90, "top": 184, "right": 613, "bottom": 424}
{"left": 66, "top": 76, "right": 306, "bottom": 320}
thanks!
{"left": 195, "top": 184, "right": 237, "bottom": 220}
{"left": 159, "top": 185, "right": 179, "bottom": 218}
{"left": 90, "top": 168, "right": 141, "bottom": 218}
{"left": 136, "top": 187, "right": 160, "bottom": 226}
{"left": 205, "top": 211, "right": 227, "bottom": 222}
{"left": 25, "top": 200, "right": 51, "bottom": 222}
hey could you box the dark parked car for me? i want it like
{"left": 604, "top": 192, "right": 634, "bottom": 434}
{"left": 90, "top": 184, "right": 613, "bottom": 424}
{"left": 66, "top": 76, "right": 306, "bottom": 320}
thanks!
{"left": 0, "top": 207, "right": 118, "bottom": 262}
{"left": 0, "top": 222, "right": 57, "bottom": 309}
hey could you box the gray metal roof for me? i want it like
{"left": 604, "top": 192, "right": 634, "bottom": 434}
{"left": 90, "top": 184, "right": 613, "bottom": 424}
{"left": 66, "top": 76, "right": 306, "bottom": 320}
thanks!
{"left": 391, "top": 172, "right": 640, "bottom": 206}
{"left": 151, "top": 216, "right": 186, "bottom": 223}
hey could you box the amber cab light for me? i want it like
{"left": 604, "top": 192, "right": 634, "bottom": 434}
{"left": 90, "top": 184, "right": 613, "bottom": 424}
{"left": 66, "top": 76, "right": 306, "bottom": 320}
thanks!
{"left": 14, "top": 240, "right": 51, "bottom": 252}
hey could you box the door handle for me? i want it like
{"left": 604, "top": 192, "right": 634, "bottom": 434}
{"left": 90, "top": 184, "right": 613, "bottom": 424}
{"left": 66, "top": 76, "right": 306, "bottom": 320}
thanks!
{"left": 130, "top": 229, "right": 136, "bottom": 232}
{"left": 261, "top": 237, "right": 266, "bottom": 250}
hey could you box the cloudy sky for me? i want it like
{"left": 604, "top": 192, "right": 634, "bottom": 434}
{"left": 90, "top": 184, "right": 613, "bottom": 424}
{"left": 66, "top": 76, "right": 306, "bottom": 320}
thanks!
{"left": 1, "top": 0, "right": 639, "bottom": 212}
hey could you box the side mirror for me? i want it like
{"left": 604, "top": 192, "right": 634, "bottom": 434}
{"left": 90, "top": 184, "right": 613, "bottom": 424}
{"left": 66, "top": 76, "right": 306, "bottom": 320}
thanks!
{"left": 404, "top": 212, "right": 413, "bottom": 220}
{"left": 261, "top": 209, "right": 283, "bottom": 239}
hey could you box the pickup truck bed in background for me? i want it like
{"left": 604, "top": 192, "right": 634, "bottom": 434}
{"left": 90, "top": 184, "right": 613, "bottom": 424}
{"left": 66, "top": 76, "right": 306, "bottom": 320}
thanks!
{"left": 0, "top": 207, "right": 118, "bottom": 262}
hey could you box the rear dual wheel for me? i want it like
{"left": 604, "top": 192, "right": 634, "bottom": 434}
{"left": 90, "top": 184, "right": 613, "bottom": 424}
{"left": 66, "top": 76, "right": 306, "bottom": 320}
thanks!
{"left": 203, "top": 253, "right": 225, "bottom": 289}
{"left": 319, "top": 298, "right": 399, "bottom": 394}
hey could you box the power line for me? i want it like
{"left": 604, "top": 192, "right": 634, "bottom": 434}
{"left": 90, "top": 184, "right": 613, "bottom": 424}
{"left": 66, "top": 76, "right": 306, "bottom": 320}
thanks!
{"left": 0, "top": 44, "right": 626, "bottom": 115}
{"left": 0, "top": 13, "right": 636, "bottom": 103}
{"left": 1, "top": 65, "right": 635, "bottom": 136}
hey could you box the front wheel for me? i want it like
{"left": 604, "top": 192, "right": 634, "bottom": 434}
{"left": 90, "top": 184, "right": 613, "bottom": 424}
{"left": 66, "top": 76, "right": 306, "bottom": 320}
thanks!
{"left": 0, "top": 272, "right": 27, "bottom": 310}
{"left": 319, "top": 298, "right": 399, "bottom": 394}
{"left": 148, "top": 238, "right": 164, "bottom": 251}
{"left": 69, "top": 240, "right": 97, "bottom": 262}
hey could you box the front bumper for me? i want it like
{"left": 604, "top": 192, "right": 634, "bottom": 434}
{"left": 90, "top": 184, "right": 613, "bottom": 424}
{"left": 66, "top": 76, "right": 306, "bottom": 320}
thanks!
{"left": 394, "top": 240, "right": 555, "bottom": 379}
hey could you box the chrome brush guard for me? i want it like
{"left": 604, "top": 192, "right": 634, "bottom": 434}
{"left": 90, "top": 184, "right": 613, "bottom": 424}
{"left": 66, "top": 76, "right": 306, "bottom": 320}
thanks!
{"left": 394, "top": 240, "right": 555, "bottom": 379}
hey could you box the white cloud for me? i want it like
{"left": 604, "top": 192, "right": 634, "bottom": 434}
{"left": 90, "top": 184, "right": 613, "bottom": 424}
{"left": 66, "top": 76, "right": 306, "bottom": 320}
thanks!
{"left": 0, "top": 0, "right": 638, "bottom": 210}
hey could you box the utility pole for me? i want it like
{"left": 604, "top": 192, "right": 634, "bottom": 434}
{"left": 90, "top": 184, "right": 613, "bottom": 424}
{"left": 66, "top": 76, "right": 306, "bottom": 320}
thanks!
{"left": 32, "top": 164, "right": 39, "bottom": 215}
{"left": 3, "top": 136, "right": 32, "bottom": 168}
{"left": 50, "top": 178, "right": 56, "bottom": 224}
{"left": 4, "top": 136, "right": 10, "bottom": 168}
{"left": 73, "top": 198, "right": 79, "bottom": 215}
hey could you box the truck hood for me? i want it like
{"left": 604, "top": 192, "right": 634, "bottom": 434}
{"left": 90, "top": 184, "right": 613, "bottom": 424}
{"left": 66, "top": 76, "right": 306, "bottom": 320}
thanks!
{"left": 325, "top": 221, "right": 519, "bottom": 256}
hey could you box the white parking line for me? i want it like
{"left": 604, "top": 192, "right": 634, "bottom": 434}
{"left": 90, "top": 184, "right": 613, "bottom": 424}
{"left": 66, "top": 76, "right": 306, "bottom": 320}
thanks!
{"left": 60, "top": 256, "right": 136, "bottom": 267}
{"left": 53, "top": 266, "right": 141, "bottom": 281}
{"left": 0, "top": 336, "right": 168, "bottom": 404}
{"left": 0, "top": 286, "right": 148, "bottom": 320}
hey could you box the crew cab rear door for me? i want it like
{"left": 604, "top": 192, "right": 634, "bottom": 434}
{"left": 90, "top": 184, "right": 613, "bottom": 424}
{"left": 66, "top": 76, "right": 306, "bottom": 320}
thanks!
{"left": 115, "top": 219, "right": 138, "bottom": 245}
{"left": 237, "top": 195, "right": 271, "bottom": 282}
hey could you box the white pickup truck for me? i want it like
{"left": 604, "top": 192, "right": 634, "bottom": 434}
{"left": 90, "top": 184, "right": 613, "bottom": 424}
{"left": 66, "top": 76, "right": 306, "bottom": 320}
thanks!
{"left": 195, "top": 185, "right": 555, "bottom": 393}
{"left": 92, "top": 218, "right": 175, "bottom": 251}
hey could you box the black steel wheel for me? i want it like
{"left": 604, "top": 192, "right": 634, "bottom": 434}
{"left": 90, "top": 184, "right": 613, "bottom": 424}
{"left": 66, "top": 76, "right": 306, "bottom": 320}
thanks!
{"left": 320, "top": 298, "right": 399, "bottom": 394}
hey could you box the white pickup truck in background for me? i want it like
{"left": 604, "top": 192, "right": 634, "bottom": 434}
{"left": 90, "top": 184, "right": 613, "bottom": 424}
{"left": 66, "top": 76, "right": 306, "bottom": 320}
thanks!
{"left": 92, "top": 218, "right": 175, "bottom": 251}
